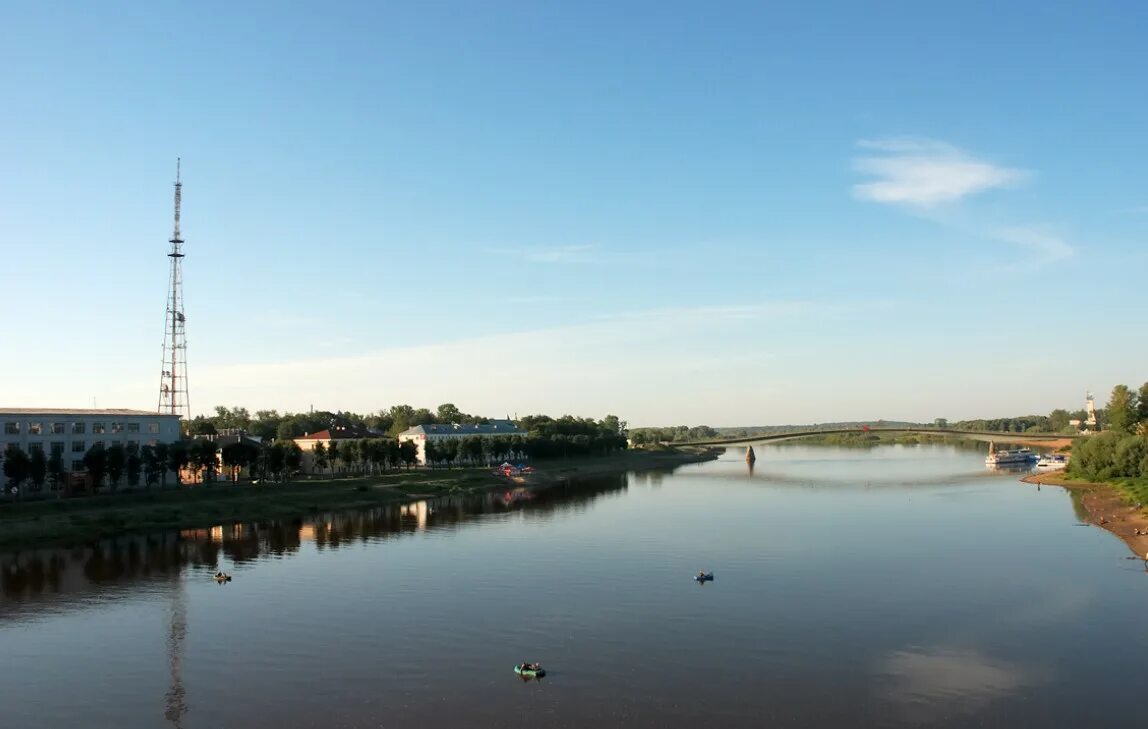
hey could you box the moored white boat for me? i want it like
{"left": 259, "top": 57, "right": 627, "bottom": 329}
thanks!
{"left": 985, "top": 445, "right": 1036, "bottom": 466}
{"left": 1036, "top": 453, "right": 1069, "bottom": 469}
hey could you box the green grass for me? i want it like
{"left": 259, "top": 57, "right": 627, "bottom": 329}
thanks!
{"left": 1110, "top": 477, "right": 1148, "bottom": 507}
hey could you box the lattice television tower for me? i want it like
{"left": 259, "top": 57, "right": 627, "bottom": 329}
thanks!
{"left": 158, "top": 159, "right": 190, "bottom": 419}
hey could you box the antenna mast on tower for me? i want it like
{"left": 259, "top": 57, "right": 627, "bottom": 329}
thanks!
{"left": 158, "top": 159, "right": 190, "bottom": 420}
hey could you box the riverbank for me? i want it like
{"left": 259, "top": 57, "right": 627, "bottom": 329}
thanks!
{"left": 0, "top": 447, "right": 719, "bottom": 549}
{"left": 1022, "top": 471, "right": 1148, "bottom": 559}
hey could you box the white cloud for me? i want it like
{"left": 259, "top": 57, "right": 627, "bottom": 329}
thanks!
{"left": 487, "top": 244, "right": 596, "bottom": 263}
{"left": 853, "top": 137, "right": 1028, "bottom": 207}
{"left": 992, "top": 226, "right": 1075, "bottom": 262}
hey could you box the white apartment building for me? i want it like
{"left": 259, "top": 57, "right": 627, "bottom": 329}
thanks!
{"left": 0, "top": 408, "right": 182, "bottom": 474}
{"left": 396, "top": 420, "right": 528, "bottom": 466}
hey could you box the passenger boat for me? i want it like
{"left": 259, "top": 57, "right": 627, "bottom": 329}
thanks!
{"left": 985, "top": 444, "right": 1036, "bottom": 466}
{"left": 514, "top": 663, "right": 545, "bottom": 678}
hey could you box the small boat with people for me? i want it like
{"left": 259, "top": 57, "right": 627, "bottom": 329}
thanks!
{"left": 694, "top": 571, "right": 714, "bottom": 582}
{"left": 514, "top": 662, "right": 545, "bottom": 679}
{"left": 214, "top": 571, "right": 232, "bottom": 583}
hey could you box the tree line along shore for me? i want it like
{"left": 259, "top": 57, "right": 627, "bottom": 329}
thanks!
{"left": 1, "top": 405, "right": 629, "bottom": 496}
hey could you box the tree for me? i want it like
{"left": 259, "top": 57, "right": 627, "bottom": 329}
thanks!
{"left": 192, "top": 440, "right": 220, "bottom": 483}
{"left": 83, "top": 444, "right": 108, "bottom": 491}
{"left": 125, "top": 444, "right": 142, "bottom": 488}
{"left": 284, "top": 442, "right": 303, "bottom": 478}
{"left": 105, "top": 444, "right": 127, "bottom": 491}
{"left": 1138, "top": 382, "right": 1148, "bottom": 425}
{"left": 166, "top": 441, "right": 190, "bottom": 486}
{"left": 436, "top": 403, "right": 463, "bottom": 423}
{"left": 154, "top": 442, "right": 171, "bottom": 488}
{"left": 1106, "top": 384, "right": 1138, "bottom": 434}
{"left": 357, "top": 438, "right": 371, "bottom": 474}
{"left": 424, "top": 439, "right": 440, "bottom": 467}
{"left": 312, "top": 442, "right": 328, "bottom": 475}
{"left": 221, "top": 441, "right": 259, "bottom": 481}
{"left": 1048, "top": 409, "right": 1071, "bottom": 432}
{"left": 212, "top": 406, "right": 252, "bottom": 431}
{"left": 141, "top": 445, "right": 160, "bottom": 488}
{"left": 600, "top": 415, "right": 627, "bottom": 435}
{"left": 185, "top": 416, "right": 217, "bottom": 436}
{"left": 399, "top": 440, "right": 419, "bottom": 469}
{"left": 48, "top": 449, "right": 66, "bottom": 493}
{"left": 438, "top": 438, "right": 457, "bottom": 469}
{"left": 29, "top": 448, "right": 48, "bottom": 492}
{"left": 328, "top": 441, "right": 340, "bottom": 477}
{"left": 341, "top": 440, "right": 360, "bottom": 475}
{"left": 249, "top": 410, "right": 283, "bottom": 440}
{"left": 3, "top": 445, "right": 32, "bottom": 496}
{"left": 266, "top": 442, "right": 286, "bottom": 482}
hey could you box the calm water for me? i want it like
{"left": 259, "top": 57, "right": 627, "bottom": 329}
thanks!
{"left": 2, "top": 445, "right": 1146, "bottom": 728}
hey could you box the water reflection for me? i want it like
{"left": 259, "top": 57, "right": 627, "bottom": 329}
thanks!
{"left": 878, "top": 647, "right": 1040, "bottom": 723}
{"left": 0, "top": 475, "right": 627, "bottom": 610}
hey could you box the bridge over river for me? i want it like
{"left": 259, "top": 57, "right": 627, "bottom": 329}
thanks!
{"left": 685, "top": 427, "right": 1079, "bottom": 448}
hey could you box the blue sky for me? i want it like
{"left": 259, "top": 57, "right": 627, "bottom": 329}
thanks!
{"left": 2, "top": 1, "right": 1146, "bottom": 425}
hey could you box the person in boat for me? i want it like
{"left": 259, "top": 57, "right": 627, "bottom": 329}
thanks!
{"left": 521, "top": 662, "right": 540, "bottom": 671}
{"left": 215, "top": 571, "right": 224, "bottom": 578}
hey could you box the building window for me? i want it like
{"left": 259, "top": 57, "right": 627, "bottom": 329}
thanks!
{"left": 72, "top": 441, "right": 86, "bottom": 453}
{"left": 72, "top": 422, "right": 86, "bottom": 434}
{"left": 148, "top": 422, "right": 160, "bottom": 434}
{"left": 127, "top": 423, "right": 140, "bottom": 433}
{"left": 71, "top": 460, "right": 84, "bottom": 472}
{"left": 111, "top": 422, "right": 123, "bottom": 434}
{"left": 92, "top": 422, "right": 105, "bottom": 434}
{"left": 50, "top": 442, "right": 65, "bottom": 456}
{"left": 51, "top": 422, "right": 65, "bottom": 434}
{"left": 28, "top": 443, "right": 43, "bottom": 454}
{"left": 126, "top": 440, "right": 138, "bottom": 450}
{"left": 91, "top": 441, "right": 104, "bottom": 451}
{"left": 4, "top": 422, "right": 19, "bottom": 435}
{"left": 28, "top": 423, "right": 43, "bottom": 435}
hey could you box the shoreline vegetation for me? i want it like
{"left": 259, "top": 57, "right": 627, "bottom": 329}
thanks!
{"left": 0, "top": 447, "right": 719, "bottom": 550}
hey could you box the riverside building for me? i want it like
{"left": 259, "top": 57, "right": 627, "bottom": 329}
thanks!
{"left": 0, "top": 408, "right": 182, "bottom": 475}
{"left": 397, "top": 420, "right": 528, "bottom": 466}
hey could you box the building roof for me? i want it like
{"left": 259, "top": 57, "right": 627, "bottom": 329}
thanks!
{"left": 0, "top": 408, "right": 179, "bottom": 418}
{"left": 398, "top": 420, "right": 528, "bottom": 438}
{"left": 293, "top": 425, "right": 380, "bottom": 441}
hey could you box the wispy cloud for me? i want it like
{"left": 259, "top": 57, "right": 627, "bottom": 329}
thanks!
{"left": 992, "top": 226, "right": 1075, "bottom": 262}
{"left": 487, "top": 244, "right": 596, "bottom": 263}
{"left": 189, "top": 300, "right": 844, "bottom": 419}
{"left": 1116, "top": 204, "right": 1148, "bottom": 214}
{"left": 853, "top": 137, "right": 1029, "bottom": 207}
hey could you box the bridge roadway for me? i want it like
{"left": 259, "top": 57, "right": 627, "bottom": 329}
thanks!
{"left": 686, "top": 427, "right": 1079, "bottom": 448}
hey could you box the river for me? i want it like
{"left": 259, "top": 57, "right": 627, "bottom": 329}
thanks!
{"left": 1, "top": 444, "right": 1146, "bottom": 728}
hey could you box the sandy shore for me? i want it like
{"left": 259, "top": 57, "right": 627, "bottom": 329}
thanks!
{"left": 1022, "top": 471, "right": 1148, "bottom": 559}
